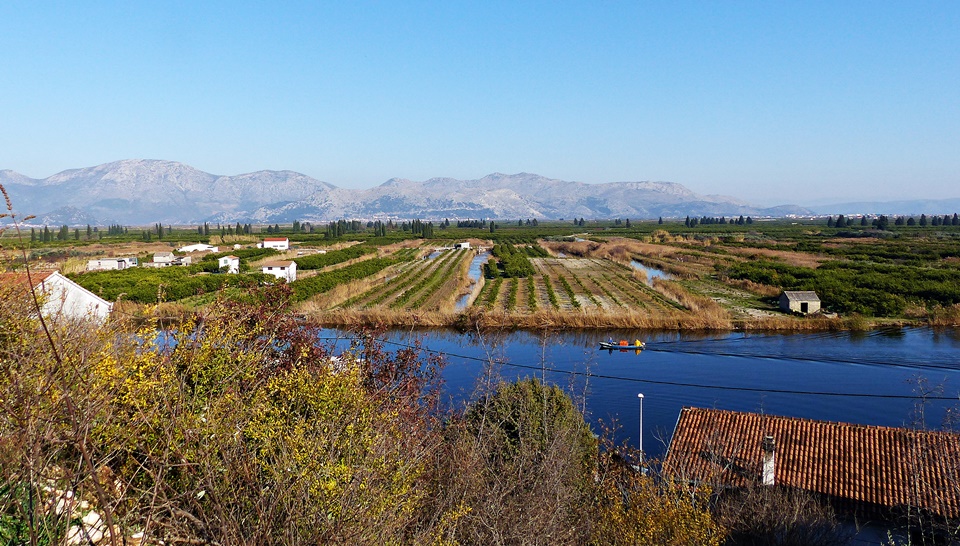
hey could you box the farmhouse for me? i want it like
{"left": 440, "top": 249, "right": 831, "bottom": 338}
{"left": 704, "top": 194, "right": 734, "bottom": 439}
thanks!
{"left": 454, "top": 241, "right": 471, "bottom": 250}
{"left": 663, "top": 407, "right": 960, "bottom": 522}
{"left": 153, "top": 251, "right": 175, "bottom": 264}
{"left": 178, "top": 243, "right": 219, "bottom": 253}
{"left": 261, "top": 260, "right": 297, "bottom": 283}
{"left": 261, "top": 237, "right": 290, "bottom": 251}
{"left": 144, "top": 254, "right": 192, "bottom": 268}
{"left": 218, "top": 255, "right": 240, "bottom": 274}
{"left": 87, "top": 257, "right": 136, "bottom": 271}
{"left": 779, "top": 290, "right": 820, "bottom": 314}
{"left": 0, "top": 271, "right": 113, "bottom": 322}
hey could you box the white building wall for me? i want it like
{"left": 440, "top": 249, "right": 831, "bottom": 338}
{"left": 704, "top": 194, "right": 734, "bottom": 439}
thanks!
{"left": 40, "top": 272, "right": 113, "bottom": 322}
{"left": 263, "top": 239, "right": 289, "bottom": 250}
{"left": 218, "top": 257, "right": 240, "bottom": 274}
{"left": 262, "top": 262, "right": 297, "bottom": 283}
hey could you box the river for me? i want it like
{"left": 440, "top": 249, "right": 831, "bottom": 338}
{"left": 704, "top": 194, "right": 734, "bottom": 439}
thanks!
{"left": 319, "top": 326, "right": 960, "bottom": 460}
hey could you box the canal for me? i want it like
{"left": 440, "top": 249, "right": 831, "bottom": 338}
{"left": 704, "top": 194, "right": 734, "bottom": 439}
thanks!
{"left": 322, "top": 326, "right": 960, "bottom": 461}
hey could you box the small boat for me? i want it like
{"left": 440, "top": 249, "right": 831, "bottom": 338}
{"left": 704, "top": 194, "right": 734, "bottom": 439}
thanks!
{"left": 599, "top": 339, "right": 645, "bottom": 350}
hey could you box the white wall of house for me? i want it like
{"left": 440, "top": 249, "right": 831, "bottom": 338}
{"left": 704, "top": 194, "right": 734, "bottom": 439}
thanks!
{"left": 86, "top": 258, "right": 134, "bottom": 271}
{"left": 263, "top": 238, "right": 290, "bottom": 250}
{"left": 218, "top": 256, "right": 240, "bottom": 274}
{"left": 40, "top": 272, "right": 113, "bottom": 322}
{"left": 262, "top": 261, "right": 297, "bottom": 283}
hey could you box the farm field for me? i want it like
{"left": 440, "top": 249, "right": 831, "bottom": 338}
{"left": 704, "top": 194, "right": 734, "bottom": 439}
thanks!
{"left": 4, "top": 217, "right": 960, "bottom": 330}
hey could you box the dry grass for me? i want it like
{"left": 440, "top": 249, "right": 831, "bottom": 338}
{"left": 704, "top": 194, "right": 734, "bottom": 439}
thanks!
{"left": 725, "top": 246, "right": 825, "bottom": 269}
{"left": 735, "top": 315, "right": 849, "bottom": 331}
{"left": 927, "top": 303, "right": 960, "bottom": 327}
{"left": 544, "top": 238, "right": 703, "bottom": 279}
{"left": 652, "top": 279, "right": 731, "bottom": 321}
{"left": 298, "top": 265, "right": 403, "bottom": 311}
{"left": 724, "top": 278, "right": 782, "bottom": 298}
{"left": 183, "top": 298, "right": 906, "bottom": 333}
{"left": 307, "top": 306, "right": 740, "bottom": 331}
{"left": 306, "top": 308, "right": 458, "bottom": 329}
{"left": 110, "top": 300, "right": 192, "bottom": 328}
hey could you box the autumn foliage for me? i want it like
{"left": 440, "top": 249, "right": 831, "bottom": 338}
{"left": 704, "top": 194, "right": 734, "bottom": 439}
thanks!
{"left": 0, "top": 282, "right": 722, "bottom": 545}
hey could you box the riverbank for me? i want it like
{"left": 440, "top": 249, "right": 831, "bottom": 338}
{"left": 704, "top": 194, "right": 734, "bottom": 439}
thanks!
{"left": 303, "top": 307, "right": 933, "bottom": 332}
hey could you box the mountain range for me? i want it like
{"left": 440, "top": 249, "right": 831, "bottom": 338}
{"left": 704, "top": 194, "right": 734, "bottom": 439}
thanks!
{"left": 1, "top": 159, "right": 814, "bottom": 225}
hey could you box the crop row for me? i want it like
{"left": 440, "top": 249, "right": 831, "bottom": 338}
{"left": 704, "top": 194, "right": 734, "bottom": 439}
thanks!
{"left": 294, "top": 246, "right": 374, "bottom": 270}
{"left": 338, "top": 261, "right": 419, "bottom": 309}
{"left": 344, "top": 249, "right": 454, "bottom": 309}
{"left": 290, "top": 257, "right": 402, "bottom": 302}
{"left": 487, "top": 243, "right": 537, "bottom": 278}
{"left": 393, "top": 250, "right": 467, "bottom": 309}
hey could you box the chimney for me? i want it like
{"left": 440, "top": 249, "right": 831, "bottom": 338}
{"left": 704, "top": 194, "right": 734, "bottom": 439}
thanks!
{"left": 761, "top": 435, "right": 776, "bottom": 486}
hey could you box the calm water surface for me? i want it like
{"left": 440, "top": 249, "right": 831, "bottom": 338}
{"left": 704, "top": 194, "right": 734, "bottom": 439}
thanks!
{"left": 455, "top": 252, "right": 489, "bottom": 310}
{"left": 321, "top": 327, "right": 960, "bottom": 460}
{"left": 629, "top": 260, "right": 672, "bottom": 286}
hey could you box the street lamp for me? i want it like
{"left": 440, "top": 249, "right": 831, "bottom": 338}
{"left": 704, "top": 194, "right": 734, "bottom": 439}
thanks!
{"left": 637, "top": 393, "right": 644, "bottom": 458}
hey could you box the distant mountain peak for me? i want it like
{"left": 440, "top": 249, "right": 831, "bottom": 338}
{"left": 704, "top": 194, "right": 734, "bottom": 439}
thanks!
{"left": 0, "top": 159, "right": 812, "bottom": 225}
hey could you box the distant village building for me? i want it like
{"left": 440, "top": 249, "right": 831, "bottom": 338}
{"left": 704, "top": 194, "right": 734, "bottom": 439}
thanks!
{"left": 779, "top": 290, "right": 821, "bottom": 314}
{"left": 86, "top": 257, "right": 136, "bottom": 271}
{"left": 663, "top": 407, "right": 960, "bottom": 524}
{"left": 261, "top": 237, "right": 290, "bottom": 251}
{"left": 261, "top": 260, "right": 297, "bottom": 283}
{"left": 218, "top": 255, "right": 240, "bottom": 274}
{"left": 153, "top": 251, "right": 175, "bottom": 264}
{"left": 454, "top": 242, "right": 471, "bottom": 250}
{"left": 144, "top": 254, "right": 192, "bottom": 268}
{"left": 178, "top": 243, "right": 219, "bottom": 253}
{"left": 0, "top": 271, "right": 113, "bottom": 322}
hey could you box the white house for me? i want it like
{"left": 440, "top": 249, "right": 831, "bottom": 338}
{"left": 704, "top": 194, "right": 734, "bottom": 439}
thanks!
{"left": 87, "top": 257, "right": 136, "bottom": 271}
{"left": 153, "top": 251, "right": 175, "bottom": 264}
{"left": 261, "top": 237, "right": 289, "bottom": 251}
{"left": 0, "top": 271, "right": 113, "bottom": 322}
{"left": 218, "top": 256, "right": 240, "bottom": 274}
{"left": 178, "top": 243, "right": 219, "bottom": 253}
{"left": 454, "top": 241, "right": 471, "bottom": 250}
{"left": 261, "top": 260, "right": 297, "bottom": 283}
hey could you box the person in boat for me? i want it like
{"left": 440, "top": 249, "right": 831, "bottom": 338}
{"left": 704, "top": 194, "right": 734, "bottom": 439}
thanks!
{"left": 635, "top": 339, "right": 643, "bottom": 347}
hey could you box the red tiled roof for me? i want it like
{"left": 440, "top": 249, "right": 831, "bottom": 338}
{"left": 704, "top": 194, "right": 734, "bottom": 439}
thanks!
{"left": 0, "top": 271, "right": 55, "bottom": 290}
{"left": 263, "top": 237, "right": 288, "bottom": 242}
{"left": 662, "top": 407, "right": 960, "bottom": 519}
{"left": 261, "top": 260, "right": 294, "bottom": 268}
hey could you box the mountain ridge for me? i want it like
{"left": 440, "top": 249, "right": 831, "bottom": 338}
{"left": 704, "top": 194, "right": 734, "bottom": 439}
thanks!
{"left": 0, "top": 159, "right": 813, "bottom": 225}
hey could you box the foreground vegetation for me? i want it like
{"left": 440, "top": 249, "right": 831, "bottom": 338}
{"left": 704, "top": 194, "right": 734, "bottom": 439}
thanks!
{"left": 0, "top": 282, "right": 744, "bottom": 545}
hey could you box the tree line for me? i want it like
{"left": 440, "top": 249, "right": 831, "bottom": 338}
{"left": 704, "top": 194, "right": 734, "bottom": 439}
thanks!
{"left": 828, "top": 213, "right": 959, "bottom": 228}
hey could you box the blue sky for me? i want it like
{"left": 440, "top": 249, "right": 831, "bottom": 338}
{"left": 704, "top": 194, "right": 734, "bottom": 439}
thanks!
{"left": 1, "top": 1, "right": 957, "bottom": 205}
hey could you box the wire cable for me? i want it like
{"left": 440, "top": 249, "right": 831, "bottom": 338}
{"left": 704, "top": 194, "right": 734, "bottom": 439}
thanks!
{"left": 316, "top": 336, "right": 960, "bottom": 401}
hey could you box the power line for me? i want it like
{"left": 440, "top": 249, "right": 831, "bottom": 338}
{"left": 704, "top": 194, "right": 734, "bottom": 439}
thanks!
{"left": 317, "top": 336, "right": 960, "bottom": 401}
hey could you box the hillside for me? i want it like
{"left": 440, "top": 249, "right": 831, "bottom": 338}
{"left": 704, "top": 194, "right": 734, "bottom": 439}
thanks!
{"left": 1, "top": 159, "right": 809, "bottom": 225}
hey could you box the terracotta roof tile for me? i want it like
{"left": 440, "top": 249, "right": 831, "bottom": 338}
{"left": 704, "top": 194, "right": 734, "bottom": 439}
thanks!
{"left": 662, "top": 407, "right": 960, "bottom": 519}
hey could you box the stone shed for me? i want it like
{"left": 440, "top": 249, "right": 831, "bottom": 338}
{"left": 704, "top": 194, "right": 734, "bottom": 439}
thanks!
{"left": 779, "top": 290, "right": 821, "bottom": 315}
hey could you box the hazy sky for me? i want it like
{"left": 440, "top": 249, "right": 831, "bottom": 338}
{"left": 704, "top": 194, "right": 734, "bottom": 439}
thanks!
{"left": 1, "top": 2, "right": 957, "bottom": 205}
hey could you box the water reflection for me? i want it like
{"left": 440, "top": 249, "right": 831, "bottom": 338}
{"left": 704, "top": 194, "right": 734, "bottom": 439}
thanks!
{"left": 455, "top": 252, "right": 489, "bottom": 310}
{"left": 629, "top": 260, "right": 672, "bottom": 286}
{"left": 320, "top": 327, "right": 960, "bottom": 460}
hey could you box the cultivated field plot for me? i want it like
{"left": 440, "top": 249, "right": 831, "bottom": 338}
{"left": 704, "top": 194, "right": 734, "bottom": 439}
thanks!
{"left": 473, "top": 256, "right": 677, "bottom": 314}
{"left": 333, "top": 248, "right": 473, "bottom": 312}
